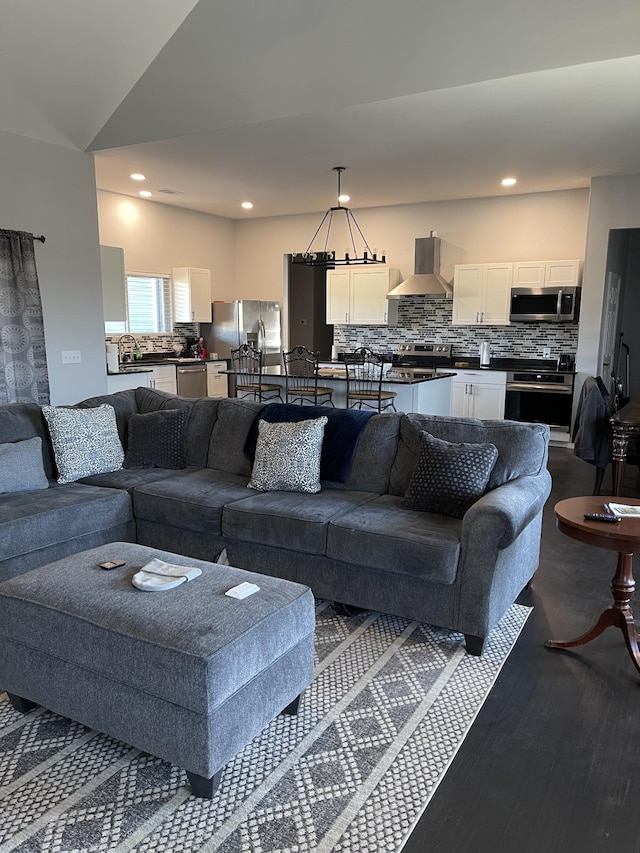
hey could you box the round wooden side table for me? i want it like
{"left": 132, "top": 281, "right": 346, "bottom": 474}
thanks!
{"left": 545, "top": 496, "right": 640, "bottom": 674}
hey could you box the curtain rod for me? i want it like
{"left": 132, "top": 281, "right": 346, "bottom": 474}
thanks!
{"left": 34, "top": 234, "right": 46, "bottom": 243}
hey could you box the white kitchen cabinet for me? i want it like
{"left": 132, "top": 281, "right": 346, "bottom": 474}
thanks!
{"left": 448, "top": 369, "right": 506, "bottom": 420}
{"left": 206, "top": 361, "right": 228, "bottom": 397}
{"left": 326, "top": 267, "right": 401, "bottom": 325}
{"left": 148, "top": 364, "right": 177, "bottom": 394}
{"left": 100, "top": 245, "right": 126, "bottom": 323}
{"left": 172, "top": 267, "right": 212, "bottom": 323}
{"left": 513, "top": 259, "right": 581, "bottom": 288}
{"left": 106, "top": 370, "right": 150, "bottom": 394}
{"left": 452, "top": 264, "right": 512, "bottom": 326}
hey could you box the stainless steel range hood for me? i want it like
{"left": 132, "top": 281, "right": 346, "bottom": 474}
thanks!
{"left": 387, "top": 234, "right": 453, "bottom": 299}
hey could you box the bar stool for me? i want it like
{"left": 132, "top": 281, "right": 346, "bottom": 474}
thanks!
{"left": 344, "top": 347, "right": 397, "bottom": 413}
{"left": 230, "top": 344, "right": 283, "bottom": 403}
{"left": 283, "top": 345, "right": 334, "bottom": 407}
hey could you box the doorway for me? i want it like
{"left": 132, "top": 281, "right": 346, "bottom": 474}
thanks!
{"left": 602, "top": 229, "right": 640, "bottom": 402}
{"left": 286, "top": 257, "right": 334, "bottom": 360}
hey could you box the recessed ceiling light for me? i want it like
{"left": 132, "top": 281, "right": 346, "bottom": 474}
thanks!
{"left": 338, "top": 194, "right": 350, "bottom": 203}
{"left": 139, "top": 190, "right": 152, "bottom": 198}
{"left": 501, "top": 177, "right": 517, "bottom": 187}
{"left": 241, "top": 201, "right": 253, "bottom": 209}
{"left": 130, "top": 173, "right": 146, "bottom": 181}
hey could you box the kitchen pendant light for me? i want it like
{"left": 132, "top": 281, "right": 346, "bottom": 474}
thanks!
{"left": 292, "top": 167, "right": 385, "bottom": 267}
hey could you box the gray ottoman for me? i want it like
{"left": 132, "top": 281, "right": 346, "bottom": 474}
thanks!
{"left": 0, "top": 542, "right": 315, "bottom": 798}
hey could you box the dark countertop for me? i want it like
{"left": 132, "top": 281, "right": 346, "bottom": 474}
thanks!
{"left": 222, "top": 365, "right": 454, "bottom": 386}
{"left": 107, "top": 367, "right": 153, "bottom": 375}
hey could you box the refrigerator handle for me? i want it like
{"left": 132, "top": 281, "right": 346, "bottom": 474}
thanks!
{"left": 259, "top": 319, "right": 266, "bottom": 351}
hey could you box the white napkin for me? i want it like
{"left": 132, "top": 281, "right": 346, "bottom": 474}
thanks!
{"left": 132, "top": 558, "right": 203, "bottom": 592}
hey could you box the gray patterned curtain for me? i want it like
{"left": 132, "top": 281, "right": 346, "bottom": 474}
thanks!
{"left": 0, "top": 230, "right": 49, "bottom": 405}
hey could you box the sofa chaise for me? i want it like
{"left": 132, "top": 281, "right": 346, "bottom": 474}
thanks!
{"left": 0, "top": 387, "right": 551, "bottom": 654}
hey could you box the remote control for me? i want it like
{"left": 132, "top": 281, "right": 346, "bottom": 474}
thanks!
{"left": 99, "top": 559, "right": 127, "bottom": 570}
{"left": 225, "top": 582, "right": 260, "bottom": 599}
{"left": 583, "top": 513, "right": 621, "bottom": 523}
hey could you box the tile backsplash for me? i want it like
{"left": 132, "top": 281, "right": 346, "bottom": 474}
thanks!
{"left": 105, "top": 323, "right": 200, "bottom": 355}
{"left": 333, "top": 296, "right": 578, "bottom": 359}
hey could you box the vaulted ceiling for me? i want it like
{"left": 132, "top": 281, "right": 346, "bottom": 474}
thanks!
{"left": 2, "top": 0, "right": 640, "bottom": 219}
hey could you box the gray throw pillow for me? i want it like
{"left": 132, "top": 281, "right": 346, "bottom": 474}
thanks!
{"left": 42, "top": 404, "right": 124, "bottom": 484}
{"left": 124, "top": 408, "right": 188, "bottom": 469}
{"left": 403, "top": 430, "right": 498, "bottom": 518}
{"left": 0, "top": 436, "right": 49, "bottom": 493}
{"left": 248, "top": 416, "right": 328, "bottom": 493}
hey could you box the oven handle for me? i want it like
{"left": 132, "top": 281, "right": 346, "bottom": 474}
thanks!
{"left": 506, "top": 382, "right": 571, "bottom": 393}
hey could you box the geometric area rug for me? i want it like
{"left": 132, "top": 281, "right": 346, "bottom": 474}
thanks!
{"left": 0, "top": 602, "right": 530, "bottom": 853}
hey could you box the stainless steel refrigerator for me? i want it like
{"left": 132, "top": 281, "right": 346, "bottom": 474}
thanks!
{"left": 203, "top": 301, "right": 282, "bottom": 366}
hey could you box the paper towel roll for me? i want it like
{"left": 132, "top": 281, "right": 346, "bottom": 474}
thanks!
{"left": 106, "top": 344, "right": 119, "bottom": 373}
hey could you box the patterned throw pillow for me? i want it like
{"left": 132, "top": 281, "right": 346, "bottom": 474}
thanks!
{"left": 403, "top": 430, "right": 498, "bottom": 518}
{"left": 124, "top": 408, "right": 188, "bottom": 469}
{"left": 42, "top": 404, "right": 124, "bottom": 484}
{"left": 0, "top": 436, "right": 49, "bottom": 493}
{"left": 248, "top": 416, "right": 328, "bottom": 493}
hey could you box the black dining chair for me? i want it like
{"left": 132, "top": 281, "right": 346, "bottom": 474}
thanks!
{"left": 344, "top": 347, "right": 397, "bottom": 413}
{"left": 283, "top": 345, "right": 334, "bottom": 407}
{"left": 230, "top": 343, "right": 282, "bottom": 403}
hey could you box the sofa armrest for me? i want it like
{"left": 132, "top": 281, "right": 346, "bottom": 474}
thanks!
{"left": 461, "top": 470, "right": 552, "bottom": 550}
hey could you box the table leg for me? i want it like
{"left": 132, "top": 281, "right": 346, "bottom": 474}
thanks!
{"left": 545, "top": 551, "right": 640, "bottom": 674}
{"left": 612, "top": 429, "right": 629, "bottom": 496}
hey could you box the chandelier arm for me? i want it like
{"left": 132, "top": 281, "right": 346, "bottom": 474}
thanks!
{"left": 345, "top": 210, "right": 359, "bottom": 257}
{"left": 323, "top": 209, "right": 334, "bottom": 255}
{"left": 348, "top": 210, "right": 376, "bottom": 256}
{"left": 303, "top": 209, "right": 331, "bottom": 255}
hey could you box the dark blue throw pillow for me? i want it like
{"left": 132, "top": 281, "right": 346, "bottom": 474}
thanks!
{"left": 245, "top": 404, "right": 374, "bottom": 483}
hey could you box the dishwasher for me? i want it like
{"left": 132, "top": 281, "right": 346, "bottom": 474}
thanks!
{"left": 176, "top": 363, "right": 207, "bottom": 398}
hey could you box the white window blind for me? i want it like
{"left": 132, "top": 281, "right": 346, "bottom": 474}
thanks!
{"left": 126, "top": 275, "right": 172, "bottom": 333}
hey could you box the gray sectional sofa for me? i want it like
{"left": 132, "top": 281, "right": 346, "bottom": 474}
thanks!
{"left": 0, "top": 387, "right": 552, "bottom": 654}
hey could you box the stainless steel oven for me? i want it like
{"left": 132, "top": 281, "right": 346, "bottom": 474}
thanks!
{"left": 504, "top": 369, "right": 574, "bottom": 431}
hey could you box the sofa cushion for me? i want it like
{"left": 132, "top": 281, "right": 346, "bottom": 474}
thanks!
{"left": 0, "top": 401, "right": 55, "bottom": 478}
{"left": 133, "top": 468, "right": 250, "bottom": 535}
{"left": 0, "top": 436, "right": 49, "bottom": 494}
{"left": 248, "top": 416, "right": 327, "bottom": 493}
{"left": 327, "top": 493, "right": 462, "bottom": 583}
{"left": 124, "top": 408, "right": 188, "bottom": 469}
{"left": 135, "top": 386, "right": 193, "bottom": 415}
{"left": 208, "top": 398, "right": 264, "bottom": 476}
{"left": 223, "top": 489, "right": 378, "bottom": 555}
{"left": 0, "top": 482, "right": 132, "bottom": 562}
{"left": 79, "top": 467, "right": 193, "bottom": 492}
{"left": 389, "top": 414, "right": 549, "bottom": 497}
{"left": 76, "top": 389, "right": 138, "bottom": 450}
{"left": 183, "top": 397, "right": 221, "bottom": 467}
{"left": 329, "top": 412, "right": 400, "bottom": 493}
{"left": 403, "top": 430, "right": 498, "bottom": 518}
{"left": 42, "top": 404, "right": 124, "bottom": 484}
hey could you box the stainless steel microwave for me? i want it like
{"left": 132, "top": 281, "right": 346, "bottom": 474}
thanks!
{"left": 509, "top": 286, "right": 581, "bottom": 323}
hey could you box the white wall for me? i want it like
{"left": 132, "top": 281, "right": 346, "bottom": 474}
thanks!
{"left": 97, "top": 191, "right": 236, "bottom": 301}
{"left": 578, "top": 173, "right": 640, "bottom": 375}
{"left": 235, "top": 188, "right": 590, "bottom": 303}
{"left": 0, "top": 130, "right": 107, "bottom": 404}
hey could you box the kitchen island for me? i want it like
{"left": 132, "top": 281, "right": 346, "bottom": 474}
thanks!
{"left": 224, "top": 364, "right": 453, "bottom": 415}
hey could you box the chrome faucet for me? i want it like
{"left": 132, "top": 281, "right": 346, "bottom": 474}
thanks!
{"left": 117, "top": 333, "right": 139, "bottom": 363}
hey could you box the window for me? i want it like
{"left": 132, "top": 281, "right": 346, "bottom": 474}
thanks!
{"left": 126, "top": 274, "right": 173, "bottom": 333}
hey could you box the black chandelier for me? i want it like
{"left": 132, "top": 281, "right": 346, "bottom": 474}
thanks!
{"left": 292, "top": 167, "right": 386, "bottom": 267}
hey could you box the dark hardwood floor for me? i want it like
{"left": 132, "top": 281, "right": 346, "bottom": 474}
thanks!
{"left": 404, "top": 446, "right": 640, "bottom": 853}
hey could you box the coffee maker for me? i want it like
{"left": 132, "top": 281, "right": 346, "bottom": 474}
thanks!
{"left": 558, "top": 353, "right": 575, "bottom": 372}
{"left": 182, "top": 336, "right": 199, "bottom": 358}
